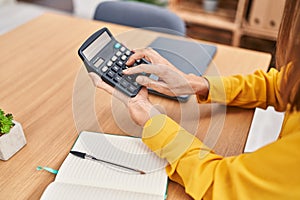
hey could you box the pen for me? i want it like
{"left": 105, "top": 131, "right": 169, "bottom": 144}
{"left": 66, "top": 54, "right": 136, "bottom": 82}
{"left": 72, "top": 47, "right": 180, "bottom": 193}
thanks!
{"left": 70, "top": 151, "right": 146, "bottom": 175}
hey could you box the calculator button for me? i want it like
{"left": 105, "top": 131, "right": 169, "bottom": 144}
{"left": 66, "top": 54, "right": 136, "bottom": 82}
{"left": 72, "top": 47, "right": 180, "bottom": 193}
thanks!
{"left": 114, "top": 75, "right": 122, "bottom": 83}
{"left": 112, "top": 65, "right": 120, "bottom": 72}
{"left": 118, "top": 71, "right": 124, "bottom": 76}
{"left": 125, "top": 50, "right": 131, "bottom": 56}
{"left": 111, "top": 56, "right": 118, "bottom": 62}
{"left": 120, "top": 79, "right": 129, "bottom": 88}
{"left": 94, "top": 58, "right": 104, "bottom": 68}
{"left": 120, "top": 46, "right": 126, "bottom": 52}
{"left": 136, "top": 59, "right": 141, "bottom": 64}
{"left": 132, "top": 81, "right": 139, "bottom": 87}
{"left": 101, "top": 66, "right": 109, "bottom": 72}
{"left": 107, "top": 60, "right": 113, "bottom": 67}
{"left": 149, "top": 74, "right": 159, "bottom": 81}
{"left": 114, "top": 43, "right": 121, "bottom": 49}
{"left": 121, "top": 55, "right": 127, "bottom": 61}
{"left": 107, "top": 70, "right": 115, "bottom": 78}
{"left": 128, "top": 85, "right": 137, "bottom": 93}
{"left": 116, "top": 60, "right": 124, "bottom": 67}
{"left": 116, "top": 51, "right": 122, "bottom": 57}
{"left": 125, "top": 75, "right": 134, "bottom": 82}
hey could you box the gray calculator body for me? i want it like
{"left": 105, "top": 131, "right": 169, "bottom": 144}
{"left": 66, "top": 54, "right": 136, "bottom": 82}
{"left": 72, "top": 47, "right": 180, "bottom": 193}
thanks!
{"left": 78, "top": 27, "right": 150, "bottom": 97}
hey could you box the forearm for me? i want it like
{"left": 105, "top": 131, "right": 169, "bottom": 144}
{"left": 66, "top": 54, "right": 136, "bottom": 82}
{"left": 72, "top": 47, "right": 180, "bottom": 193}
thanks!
{"left": 197, "top": 68, "right": 286, "bottom": 111}
{"left": 142, "top": 114, "right": 221, "bottom": 199}
{"left": 141, "top": 114, "right": 300, "bottom": 200}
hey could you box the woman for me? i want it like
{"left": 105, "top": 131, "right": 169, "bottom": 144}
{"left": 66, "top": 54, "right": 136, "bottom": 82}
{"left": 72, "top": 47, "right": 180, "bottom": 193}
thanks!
{"left": 89, "top": 0, "right": 300, "bottom": 199}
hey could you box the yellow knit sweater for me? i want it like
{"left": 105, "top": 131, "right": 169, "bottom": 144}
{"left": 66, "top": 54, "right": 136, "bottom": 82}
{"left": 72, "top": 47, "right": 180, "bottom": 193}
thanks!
{"left": 142, "top": 65, "right": 300, "bottom": 199}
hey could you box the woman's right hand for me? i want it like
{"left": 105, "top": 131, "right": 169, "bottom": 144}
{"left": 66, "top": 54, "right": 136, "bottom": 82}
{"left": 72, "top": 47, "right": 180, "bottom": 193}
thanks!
{"left": 124, "top": 48, "right": 209, "bottom": 98}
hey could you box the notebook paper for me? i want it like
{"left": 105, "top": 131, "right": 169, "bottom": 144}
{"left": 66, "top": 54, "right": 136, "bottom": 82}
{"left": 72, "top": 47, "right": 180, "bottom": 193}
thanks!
{"left": 41, "top": 131, "right": 168, "bottom": 200}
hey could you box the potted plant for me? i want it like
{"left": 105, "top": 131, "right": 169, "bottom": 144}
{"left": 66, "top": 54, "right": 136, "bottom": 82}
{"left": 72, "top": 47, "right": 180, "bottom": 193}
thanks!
{"left": 0, "top": 109, "right": 26, "bottom": 161}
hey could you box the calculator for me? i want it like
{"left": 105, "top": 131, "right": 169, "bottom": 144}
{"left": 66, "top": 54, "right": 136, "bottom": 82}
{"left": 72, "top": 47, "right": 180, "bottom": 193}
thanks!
{"left": 78, "top": 27, "right": 157, "bottom": 97}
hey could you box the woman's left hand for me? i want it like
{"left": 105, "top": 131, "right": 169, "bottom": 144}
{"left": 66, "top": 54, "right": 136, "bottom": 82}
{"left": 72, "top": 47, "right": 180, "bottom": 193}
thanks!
{"left": 89, "top": 72, "right": 160, "bottom": 126}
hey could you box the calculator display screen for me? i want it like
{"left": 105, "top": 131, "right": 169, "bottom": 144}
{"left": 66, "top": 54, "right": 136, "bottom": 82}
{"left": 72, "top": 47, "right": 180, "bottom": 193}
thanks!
{"left": 82, "top": 31, "right": 111, "bottom": 61}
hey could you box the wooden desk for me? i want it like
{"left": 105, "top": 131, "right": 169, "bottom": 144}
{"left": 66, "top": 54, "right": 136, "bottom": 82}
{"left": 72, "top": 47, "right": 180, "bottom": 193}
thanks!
{"left": 0, "top": 13, "right": 271, "bottom": 200}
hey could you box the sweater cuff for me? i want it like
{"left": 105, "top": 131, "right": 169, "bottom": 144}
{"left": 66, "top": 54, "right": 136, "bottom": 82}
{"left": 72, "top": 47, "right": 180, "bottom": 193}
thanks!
{"left": 197, "top": 76, "right": 229, "bottom": 104}
{"left": 142, "top": 114, "right": 179, "bottom": 152}
{"left": 142, "top": 114, "right": 200, "bottom": 163}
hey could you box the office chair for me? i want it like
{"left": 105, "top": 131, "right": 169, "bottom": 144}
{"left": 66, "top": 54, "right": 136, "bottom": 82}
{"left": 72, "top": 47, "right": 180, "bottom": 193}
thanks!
{"left": 93, "top": 1, "right": 186, "bottom": 36}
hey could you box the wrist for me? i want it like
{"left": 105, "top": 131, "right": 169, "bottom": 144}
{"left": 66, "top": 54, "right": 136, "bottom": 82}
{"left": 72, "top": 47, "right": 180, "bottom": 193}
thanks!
{"left": 187, "top": 74, "right": 210, "bottom": 99}
{"left": 128, "top": 100, "right": 161, "bottom": 127}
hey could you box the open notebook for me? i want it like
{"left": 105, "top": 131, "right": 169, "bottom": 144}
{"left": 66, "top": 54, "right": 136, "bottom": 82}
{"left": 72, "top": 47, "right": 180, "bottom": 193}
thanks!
{"left": 40, "top": 131, "right": 168, "bottom": 200}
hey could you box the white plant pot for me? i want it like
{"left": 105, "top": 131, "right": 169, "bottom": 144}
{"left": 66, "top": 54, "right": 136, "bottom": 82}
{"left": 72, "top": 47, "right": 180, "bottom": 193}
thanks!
{"left": 0, "top": 121, "right": 26, "bottom": 161}
{"left": 203, "top": 0, "right": 219, "bottom": 13}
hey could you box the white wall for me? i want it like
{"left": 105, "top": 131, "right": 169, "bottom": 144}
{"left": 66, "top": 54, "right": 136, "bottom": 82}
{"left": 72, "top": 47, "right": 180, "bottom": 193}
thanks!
{"left": 72, "top": 0, "right": 117, "bottom": 19}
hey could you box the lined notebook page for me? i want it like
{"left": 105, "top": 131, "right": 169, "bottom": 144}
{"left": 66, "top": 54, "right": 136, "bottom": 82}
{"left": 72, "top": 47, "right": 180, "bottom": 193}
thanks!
{"left": 78, "top": 131, "right": 167, "bottom": 172}
{"left": 41, "top": 182, "right": 163, "bottom": 200}
{"left": 55, "top": 131, "right": 168, "bottom": 197}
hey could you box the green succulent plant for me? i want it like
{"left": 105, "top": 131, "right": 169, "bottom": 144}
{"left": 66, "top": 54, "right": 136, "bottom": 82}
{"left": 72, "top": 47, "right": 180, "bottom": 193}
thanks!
{"left": 0, "top": 109, "right": 14, "bottom": 136}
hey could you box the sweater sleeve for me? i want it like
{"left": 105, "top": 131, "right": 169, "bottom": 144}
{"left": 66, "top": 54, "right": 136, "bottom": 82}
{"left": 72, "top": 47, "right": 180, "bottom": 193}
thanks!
{"left": 142, "top": 114, "right": 300, "bottom": 200}
{"left": 198, "top": 66, "right": 288, "bottom": 111}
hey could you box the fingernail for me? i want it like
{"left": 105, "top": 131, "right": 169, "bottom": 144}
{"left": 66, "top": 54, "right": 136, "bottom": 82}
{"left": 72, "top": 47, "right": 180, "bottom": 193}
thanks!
{"left": 136, "top": 76, "right": 144, "bottom": 84}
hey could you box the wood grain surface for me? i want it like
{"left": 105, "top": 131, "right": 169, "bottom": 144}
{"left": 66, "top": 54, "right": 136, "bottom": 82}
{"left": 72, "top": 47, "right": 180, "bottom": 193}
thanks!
{"left": 0, "top": 13, "right": 270, "bottom": 200}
